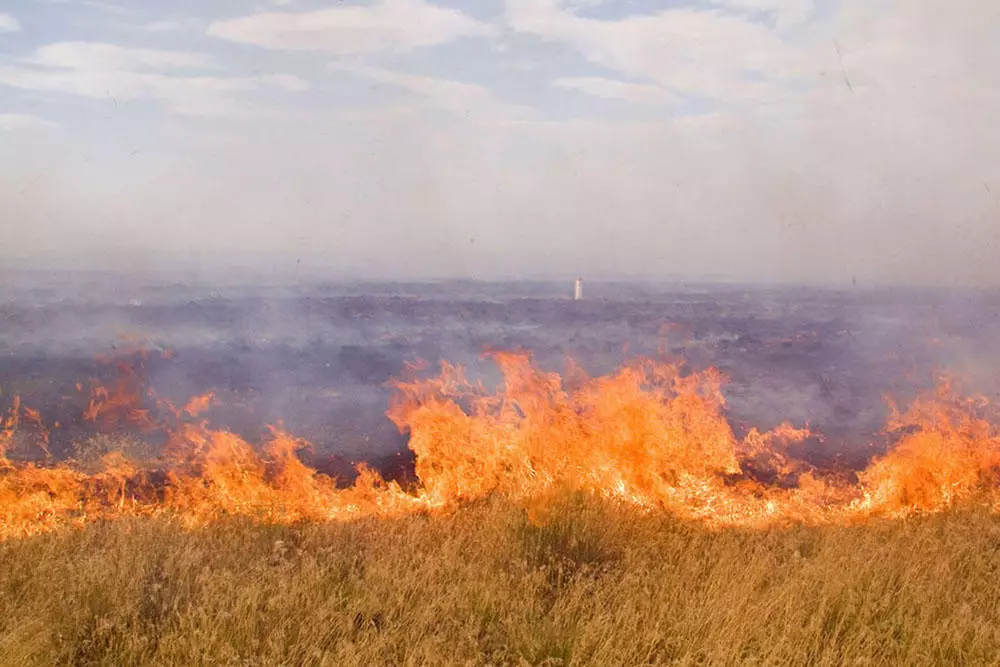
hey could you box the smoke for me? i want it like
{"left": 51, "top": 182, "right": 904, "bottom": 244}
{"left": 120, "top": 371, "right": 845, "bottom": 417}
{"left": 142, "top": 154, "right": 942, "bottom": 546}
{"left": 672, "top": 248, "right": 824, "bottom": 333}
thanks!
{"left": 4, "top": 275, "right": 1000, "bottom": 464}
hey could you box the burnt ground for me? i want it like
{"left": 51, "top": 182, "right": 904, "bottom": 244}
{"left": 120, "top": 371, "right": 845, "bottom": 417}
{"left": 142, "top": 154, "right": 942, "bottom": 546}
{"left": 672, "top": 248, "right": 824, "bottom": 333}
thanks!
{"left": 3, "top": 276, "right": 1000, "bottom": 476}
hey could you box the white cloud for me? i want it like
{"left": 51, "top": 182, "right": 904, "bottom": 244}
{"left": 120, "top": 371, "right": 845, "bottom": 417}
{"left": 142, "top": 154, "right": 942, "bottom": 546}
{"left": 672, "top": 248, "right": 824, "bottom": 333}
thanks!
{"left": 330, "top": 63, "right": 529, "bottom": 120}
{"left": 706, "top": 0, "right": 814, "bottom": 28}
{"left": 208, "top": 0, "right": 492, "bottom": 54}
{"left": 825, "top": 0, "right": 1000, "bottom": 94}
{"left": 506, "top": 0, "right": 799, "bottom": 103}
{"left": 554, "top": 77, "right": 679, "bottom": 104}
{"left": 0, "top": 13, "right": 20, "bottom": 33}
{"left": 0, "top": 43, "right": 308, "bottom": 117}
{"left": 0, "top": 113, "right": 56, "bottom": 130}
{"left": 6, "top": 0, "right": 1000, "bottom": 287}
{"left": 30, "top": 42, "right": 218, "bottom": 71}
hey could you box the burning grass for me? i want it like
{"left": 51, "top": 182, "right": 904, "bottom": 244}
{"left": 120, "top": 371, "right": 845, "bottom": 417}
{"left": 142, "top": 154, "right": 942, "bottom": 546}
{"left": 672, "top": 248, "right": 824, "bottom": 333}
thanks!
{"left": 3, "top": 496, "right": 1000, "bottom": 665}
{"left": 3, "top": 351, "right": 1000, "bottom": 539}
{"left": 4, "top": 349, "right": 1000, "bottom": 662}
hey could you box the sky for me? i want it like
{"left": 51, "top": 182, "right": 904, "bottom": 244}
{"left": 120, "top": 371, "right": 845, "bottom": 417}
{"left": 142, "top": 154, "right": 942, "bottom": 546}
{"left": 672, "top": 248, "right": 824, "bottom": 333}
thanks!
{"left": 1, "top": 0, "right": 999, "bottom": 285}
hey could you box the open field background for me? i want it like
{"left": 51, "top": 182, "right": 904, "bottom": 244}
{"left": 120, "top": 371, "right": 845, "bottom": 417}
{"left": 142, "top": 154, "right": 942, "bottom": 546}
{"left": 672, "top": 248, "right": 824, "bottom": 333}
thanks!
{"left": 3, "top": 496, "right": 1000, "bottom": 666}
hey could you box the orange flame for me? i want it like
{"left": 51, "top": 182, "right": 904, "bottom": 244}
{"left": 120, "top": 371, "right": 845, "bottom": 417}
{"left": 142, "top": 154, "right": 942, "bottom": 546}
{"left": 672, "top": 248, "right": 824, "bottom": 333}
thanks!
{"left": 182, "top": 392, "right": 215, "bottom": 417}
{"left": 0, "top": 351, "right": 999, "bottom": 540}
{"left": 81, "top": 357, "right": 158, "bottom": 432}
{"left": 0, "top": 396, "right": 19, "bottom": 468}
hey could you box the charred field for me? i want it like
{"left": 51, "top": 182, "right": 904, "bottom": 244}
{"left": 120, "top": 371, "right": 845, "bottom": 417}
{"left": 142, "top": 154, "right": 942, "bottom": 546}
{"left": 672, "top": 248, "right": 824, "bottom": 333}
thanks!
{"left": 4, "top": 275, "right": 1000, "bottom": 665}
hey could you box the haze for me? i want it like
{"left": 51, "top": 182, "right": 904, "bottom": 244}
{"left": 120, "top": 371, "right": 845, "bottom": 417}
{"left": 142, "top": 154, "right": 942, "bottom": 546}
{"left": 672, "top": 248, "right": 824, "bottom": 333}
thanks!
{"left": 1, "top": 0, "right": 998, "bottom": 286}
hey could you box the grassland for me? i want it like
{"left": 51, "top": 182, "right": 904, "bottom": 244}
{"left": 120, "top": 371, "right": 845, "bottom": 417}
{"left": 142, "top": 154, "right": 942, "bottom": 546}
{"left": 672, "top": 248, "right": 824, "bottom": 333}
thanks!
{"left": 2, "top": 495, "right": 1000, "bottom": 666}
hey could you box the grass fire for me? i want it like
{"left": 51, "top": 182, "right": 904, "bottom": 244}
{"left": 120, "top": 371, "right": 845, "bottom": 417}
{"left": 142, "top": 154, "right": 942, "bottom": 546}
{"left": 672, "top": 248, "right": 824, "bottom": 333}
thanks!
{"left": 3, "top": 349, "right": 1000, "bottom": 538}
{"left": 7, "top": 0, "right": 1000, "bottom": 661}
{"left": 3, "top": 345, "right": 1000, "bottom": 663}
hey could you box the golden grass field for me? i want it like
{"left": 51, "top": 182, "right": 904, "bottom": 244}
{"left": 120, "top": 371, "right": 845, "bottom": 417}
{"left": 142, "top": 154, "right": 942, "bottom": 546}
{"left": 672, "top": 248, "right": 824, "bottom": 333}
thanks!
{"left": 3, "top": 494, "right": 1000, "bottom": 666}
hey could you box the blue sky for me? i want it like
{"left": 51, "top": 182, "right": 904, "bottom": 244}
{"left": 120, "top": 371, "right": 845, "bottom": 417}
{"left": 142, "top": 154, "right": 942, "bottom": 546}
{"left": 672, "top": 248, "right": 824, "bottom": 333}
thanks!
{"left": 2, "top": 0, "right": 999, "bottom": 285}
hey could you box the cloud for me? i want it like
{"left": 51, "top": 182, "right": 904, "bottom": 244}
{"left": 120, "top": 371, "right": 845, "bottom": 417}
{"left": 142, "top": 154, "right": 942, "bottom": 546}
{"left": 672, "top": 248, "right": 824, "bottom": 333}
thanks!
{"left": 706, "top": 0, "right": 814, "bottom": 28}
{"left": 5, "top": 0, "right": 1000, "bottom": 287}
{"left": 208, "top": 0, "right": 492, "bottom": 54}
{"left": 330, "top": 63, "right": 529, "bottom": 120}
{"left": 506, "top": 0, "right": 799, "bottom": 103}
{"left": 0, "top": 42, "right": 308, "bottom": 117}
{"left": 0, "top": 113, "right": 56, "bottom": 130}
{"left": 0, "top": 13, "right": 20, "bottom": 33}
{"left": 826, "top": 0, "right": 1000, "bottom": 94}
{"left": 554, "top": 77, "right": 679, "bottom": 104}
{"left": 29, "top": 42, "right": 217, "bottom": 71}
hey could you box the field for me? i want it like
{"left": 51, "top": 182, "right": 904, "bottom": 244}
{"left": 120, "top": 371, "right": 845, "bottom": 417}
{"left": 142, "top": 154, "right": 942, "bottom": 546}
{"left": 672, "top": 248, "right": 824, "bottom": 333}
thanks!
{"left": 3, "top": 495, "right": 1000, "bottom": 666}
{"left": 4, "top": 277, "right": 1000, "bottom": 664}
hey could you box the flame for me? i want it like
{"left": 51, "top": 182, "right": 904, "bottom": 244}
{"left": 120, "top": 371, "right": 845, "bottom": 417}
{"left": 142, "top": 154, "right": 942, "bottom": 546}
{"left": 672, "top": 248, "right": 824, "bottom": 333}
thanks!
{"left": 0, "top": 396, "right": 19, "bottom": 468}
{"left": 182, "top": 392, "right": 215, "bottom": 417}
{"left": 81, "top": 355, "right": 158, "bottom": 432}
{"left": 858, "top": 383, "right": 1000, "bottom": 516}
{"left": 1, "top": 350, "right": 999, "bottom": 540}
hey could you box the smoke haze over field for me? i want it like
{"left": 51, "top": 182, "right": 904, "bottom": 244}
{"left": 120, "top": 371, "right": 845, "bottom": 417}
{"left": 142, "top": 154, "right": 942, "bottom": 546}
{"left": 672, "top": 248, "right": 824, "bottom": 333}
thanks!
{"left": 4, "top": 277, "right": 1000, "bottom": 463}
{"left": 2, "top": 0, "right": 1000, "bottom": 285}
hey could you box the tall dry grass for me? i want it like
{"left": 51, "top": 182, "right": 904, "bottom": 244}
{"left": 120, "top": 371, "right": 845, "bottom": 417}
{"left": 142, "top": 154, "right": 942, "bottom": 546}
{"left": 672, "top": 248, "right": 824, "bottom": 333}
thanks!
{"left": 2, "top": 494, "right": 1000, "bottom": 666}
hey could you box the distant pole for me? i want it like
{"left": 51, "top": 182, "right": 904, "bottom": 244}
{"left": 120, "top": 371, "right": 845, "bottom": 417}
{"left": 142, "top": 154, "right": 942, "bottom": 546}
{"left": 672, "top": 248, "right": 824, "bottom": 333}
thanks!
{"left": 574, "top": 278, "right": 583, "bottom": 301}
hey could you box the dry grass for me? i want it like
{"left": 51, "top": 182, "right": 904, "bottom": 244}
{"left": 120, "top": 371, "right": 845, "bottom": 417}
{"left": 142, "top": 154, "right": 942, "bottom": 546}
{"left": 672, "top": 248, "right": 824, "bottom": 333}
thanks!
{"left": 2, "top": 494, "right": 1000, "bottom": 666}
